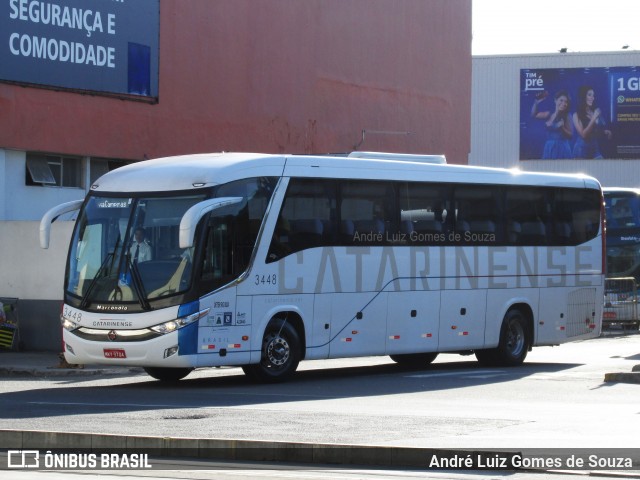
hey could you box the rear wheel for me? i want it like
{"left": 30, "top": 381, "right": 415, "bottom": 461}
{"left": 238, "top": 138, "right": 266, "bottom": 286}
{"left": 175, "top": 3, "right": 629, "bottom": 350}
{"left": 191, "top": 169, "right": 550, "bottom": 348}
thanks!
{"left": 475, "top": 309, "right": 530, "bottom": 367}
{"left": 389, "top": 352, "right": 438, "bottom": 367}
{"left": 144, "top": 367, "right": 193, "bottom": 382}
{"left": 242, "top": 318, "right": 301, "bottom": 383}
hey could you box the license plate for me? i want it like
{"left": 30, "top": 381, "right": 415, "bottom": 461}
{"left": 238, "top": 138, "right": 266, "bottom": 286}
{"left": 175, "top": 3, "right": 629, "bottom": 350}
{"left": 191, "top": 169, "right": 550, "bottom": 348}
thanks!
{"left": 103, "top": 348, "right": 126, "bottom": 359}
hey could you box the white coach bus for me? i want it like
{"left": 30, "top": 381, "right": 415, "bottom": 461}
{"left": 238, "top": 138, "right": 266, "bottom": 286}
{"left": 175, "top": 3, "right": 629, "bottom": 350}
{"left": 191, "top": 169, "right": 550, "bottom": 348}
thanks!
{"left": 41, "top": 152, "right": 605, "bottom": 382}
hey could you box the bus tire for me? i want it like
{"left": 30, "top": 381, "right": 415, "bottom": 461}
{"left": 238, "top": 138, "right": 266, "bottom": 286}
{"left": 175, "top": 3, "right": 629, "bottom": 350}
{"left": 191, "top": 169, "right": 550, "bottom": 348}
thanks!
{"left": 476, "top": 309, "right": 530, "bottom": 367}
{"left": 242, "top": 318, "right": 301, "bottom": 383}
{"left": 144, "top": 367, "right": 193, "bottom": 382}
{"left": 390, "top": 352, "right": 438, "bottom": 367}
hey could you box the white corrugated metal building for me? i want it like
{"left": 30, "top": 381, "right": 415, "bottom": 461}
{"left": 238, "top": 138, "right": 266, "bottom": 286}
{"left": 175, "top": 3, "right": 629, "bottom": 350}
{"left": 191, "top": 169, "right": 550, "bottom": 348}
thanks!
{"left": 471, "top": 51, "right": 640, "bottom": 188}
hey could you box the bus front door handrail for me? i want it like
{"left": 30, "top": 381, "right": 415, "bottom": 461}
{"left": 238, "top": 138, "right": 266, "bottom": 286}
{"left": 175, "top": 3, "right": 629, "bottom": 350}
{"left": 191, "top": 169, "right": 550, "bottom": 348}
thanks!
{"left": 179, "top": 197, "right": 243, "bottom": 249}
{"left": 39, "top": 199, "right": 84, "bottom": 249}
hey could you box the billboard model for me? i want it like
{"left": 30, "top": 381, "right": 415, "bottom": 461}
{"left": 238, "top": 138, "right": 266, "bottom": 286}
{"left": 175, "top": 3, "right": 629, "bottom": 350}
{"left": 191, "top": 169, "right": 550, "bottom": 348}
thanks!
{"left": 520, "top": 67, "right": 640, "bottom": 160}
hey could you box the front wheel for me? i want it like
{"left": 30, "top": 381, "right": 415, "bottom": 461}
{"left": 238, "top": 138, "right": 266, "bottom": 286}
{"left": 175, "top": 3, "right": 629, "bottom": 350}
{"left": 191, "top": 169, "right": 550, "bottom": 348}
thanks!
{"left": 475, "top": 309, "right": 530, "bottom": 367}
{"left": 242, "top": 319, "right": 301, "bottom": 383}
{"left": 144, "top": 367, "right": 193, "bottom": 382}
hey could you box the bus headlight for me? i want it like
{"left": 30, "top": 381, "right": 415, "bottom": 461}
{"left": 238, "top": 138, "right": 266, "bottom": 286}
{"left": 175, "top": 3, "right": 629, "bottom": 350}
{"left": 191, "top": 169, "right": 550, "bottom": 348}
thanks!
{"left": 150, "top": 307, "right": 210, "bottom": 335}
{"left": 61, "top": 316, "right": 79, "bottom": 331}
{"left": 151, "top": 320, "right": 179, "bottom": 334}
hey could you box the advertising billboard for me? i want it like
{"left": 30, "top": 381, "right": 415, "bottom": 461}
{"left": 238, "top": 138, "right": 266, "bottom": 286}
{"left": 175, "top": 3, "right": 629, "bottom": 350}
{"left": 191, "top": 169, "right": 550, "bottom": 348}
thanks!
{"left": 1, "top": 0, "right": 159, "bottom": 99}
{"left": 520, "top": 67, "right": 640, "bottom": 160}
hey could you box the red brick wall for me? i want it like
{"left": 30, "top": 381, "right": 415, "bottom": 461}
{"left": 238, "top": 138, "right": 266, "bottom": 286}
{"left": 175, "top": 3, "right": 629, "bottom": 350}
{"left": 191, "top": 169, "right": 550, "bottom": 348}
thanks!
{"left": 0, "top": 0, "right": 471, "bottom": 163}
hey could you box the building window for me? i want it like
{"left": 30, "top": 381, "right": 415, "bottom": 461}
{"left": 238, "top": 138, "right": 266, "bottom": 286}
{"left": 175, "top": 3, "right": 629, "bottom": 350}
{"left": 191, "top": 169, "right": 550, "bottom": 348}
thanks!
{"left": 26, "top": 153, "right": 83, "bottom": 188}
{"left": 25, "top": 156, "right": 56, "bottom": 185}
{"left": 90, "top": 158, "right": 130, "bottom": 185}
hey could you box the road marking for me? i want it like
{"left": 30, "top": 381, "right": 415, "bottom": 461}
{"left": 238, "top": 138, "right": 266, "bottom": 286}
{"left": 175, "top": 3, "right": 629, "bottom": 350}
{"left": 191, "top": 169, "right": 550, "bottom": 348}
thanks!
{"left": 405, "top": 369, "right": 508, "bottom": 379}
{"left": 27, "top": 392, "right": 335, "bottom": 409}
{"left": 29, "top": 401, "right": 181, "bottom": 408}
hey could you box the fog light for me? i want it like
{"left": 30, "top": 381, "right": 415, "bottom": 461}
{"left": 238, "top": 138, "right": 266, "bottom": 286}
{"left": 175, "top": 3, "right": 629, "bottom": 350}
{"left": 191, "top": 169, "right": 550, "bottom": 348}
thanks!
{"left": 164, "top": 346, "right": 179, "bottom": 358}
{"left": 65, "top": 343, "right": 75, "bottom": 355}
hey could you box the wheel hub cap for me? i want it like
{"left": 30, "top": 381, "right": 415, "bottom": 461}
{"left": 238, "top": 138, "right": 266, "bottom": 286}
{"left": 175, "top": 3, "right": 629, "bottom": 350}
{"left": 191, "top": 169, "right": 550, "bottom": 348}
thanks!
{"left": 267, "top": 336, "right": 290, "bottom": 366}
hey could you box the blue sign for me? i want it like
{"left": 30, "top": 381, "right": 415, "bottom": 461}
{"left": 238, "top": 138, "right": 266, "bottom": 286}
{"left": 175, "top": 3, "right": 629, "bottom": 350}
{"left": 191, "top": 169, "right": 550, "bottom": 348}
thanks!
{"left": 520, "top": 67, "right": 640, "bottom": 160}
{"left": 1, "top": 0, "right": 159, "bottom": 99}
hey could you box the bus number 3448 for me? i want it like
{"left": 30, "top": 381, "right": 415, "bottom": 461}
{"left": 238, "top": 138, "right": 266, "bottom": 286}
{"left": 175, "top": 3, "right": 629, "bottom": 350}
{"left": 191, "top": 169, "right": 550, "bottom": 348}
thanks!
{"left": 255, "top": 274, "right": 277, "bottom": 286}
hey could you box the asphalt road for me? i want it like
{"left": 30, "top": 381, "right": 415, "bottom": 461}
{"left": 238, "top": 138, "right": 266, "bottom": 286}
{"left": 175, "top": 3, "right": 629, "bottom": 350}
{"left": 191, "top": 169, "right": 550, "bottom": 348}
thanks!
{"left": 0, "top": 333, "right": 638, "bottom": 451}
{"left": 2, "top": 333, "right": 640, "bottom": 478}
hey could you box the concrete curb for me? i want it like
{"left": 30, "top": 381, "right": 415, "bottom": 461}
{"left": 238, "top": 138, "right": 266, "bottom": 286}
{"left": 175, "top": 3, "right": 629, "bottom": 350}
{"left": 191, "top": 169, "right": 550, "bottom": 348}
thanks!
{"left": 604, "top": 364, "right": 640, "bottom": 384}
{"left": 604, "top": 372, "right": 640, "bottom": 384}
{"left": 0, "top": 352, "right": 144, "bottom": 378}
{"left": 0, "top": 366, "right": 144, "bottom": 377}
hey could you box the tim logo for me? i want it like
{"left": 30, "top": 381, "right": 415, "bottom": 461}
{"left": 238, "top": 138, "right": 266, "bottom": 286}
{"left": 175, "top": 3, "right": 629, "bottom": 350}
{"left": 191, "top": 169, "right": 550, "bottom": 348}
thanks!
{"left": 523, "top": 71, "right": 544, "bottom": 92}
{"left": 8, "top": 450, "right": 40, "bottom": 468}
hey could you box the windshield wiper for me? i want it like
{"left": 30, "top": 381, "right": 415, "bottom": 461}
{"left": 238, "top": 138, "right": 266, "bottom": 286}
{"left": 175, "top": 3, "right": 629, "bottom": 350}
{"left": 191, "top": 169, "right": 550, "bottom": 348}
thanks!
{"left": 126, "top": 254, "right": 151, "bottom": 311}
{"left": 79, "top": 235, "right": 121, "bottom": 309}
{"left": 80, "top": 252, "right": 114, "bottom": 309}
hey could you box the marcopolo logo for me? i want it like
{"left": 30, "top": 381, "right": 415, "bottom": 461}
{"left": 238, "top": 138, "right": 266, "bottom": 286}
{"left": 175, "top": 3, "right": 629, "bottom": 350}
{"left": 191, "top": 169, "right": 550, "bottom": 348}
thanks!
{"left": 95, "top": 305, "right": 129, "bottom": 311}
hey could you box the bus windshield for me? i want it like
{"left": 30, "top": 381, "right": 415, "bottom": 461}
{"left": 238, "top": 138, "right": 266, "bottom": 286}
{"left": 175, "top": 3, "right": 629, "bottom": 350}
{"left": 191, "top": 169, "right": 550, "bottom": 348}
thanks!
{"left": 604, "top": 191, "right": 640, "bottom": 282}
{"left": 65, "top": 177, "right": 278, "bottom": 310}
{"left": 66, "top": 194, "right": 207, "bottom": 308}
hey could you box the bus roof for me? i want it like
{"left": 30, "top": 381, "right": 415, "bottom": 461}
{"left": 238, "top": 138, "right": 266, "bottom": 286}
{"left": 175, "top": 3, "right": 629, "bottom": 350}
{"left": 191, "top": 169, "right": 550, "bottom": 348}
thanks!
{"left": 603, "top": 187, "right": 640, "bottom": 195}
{"left": 91, "top": 152, "right": 602, "bottom": 193}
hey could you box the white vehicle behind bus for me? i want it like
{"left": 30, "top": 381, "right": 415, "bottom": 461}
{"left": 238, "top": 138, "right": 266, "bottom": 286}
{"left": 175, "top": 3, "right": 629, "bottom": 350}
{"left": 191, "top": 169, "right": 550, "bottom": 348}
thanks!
{"left": 41, "top": 152, "right": 605, "bottom": 382}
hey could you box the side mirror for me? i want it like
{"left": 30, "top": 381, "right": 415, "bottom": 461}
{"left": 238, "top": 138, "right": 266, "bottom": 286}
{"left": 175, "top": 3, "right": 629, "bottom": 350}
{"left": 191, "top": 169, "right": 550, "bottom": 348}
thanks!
{"left": 40, "top": 200, "right": 84, "bottom": 249}
{"left": 179, "top": 197, "right": 243, "bottom": 248}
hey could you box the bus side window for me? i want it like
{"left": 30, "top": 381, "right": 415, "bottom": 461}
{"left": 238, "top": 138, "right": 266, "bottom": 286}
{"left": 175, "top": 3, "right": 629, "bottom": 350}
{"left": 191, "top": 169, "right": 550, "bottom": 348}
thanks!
{"left": 199, "top": 217, "right": 234, "bottom": 293}
{"left": 612, "top": 198, "right": 636, "bottom": 227}
{"left": 453, "top": 186, "right": 501, "bottom": 245}
{"left": 505, "top": 187, "right": 549, "bottom": 246}
{"left": 217, "top": 176, "right": 277, "bottom": 268}
{"left": 398, "top": 182, "right": 451, "bottom": 245}
{"left": 340, "top": 180, "right": 393, "bottom": 245}
{"left": 555, "top": 189, "right": 600, "bottom": 245}
{"left": 267, "top": 179, "right": 334, "bottom": 262}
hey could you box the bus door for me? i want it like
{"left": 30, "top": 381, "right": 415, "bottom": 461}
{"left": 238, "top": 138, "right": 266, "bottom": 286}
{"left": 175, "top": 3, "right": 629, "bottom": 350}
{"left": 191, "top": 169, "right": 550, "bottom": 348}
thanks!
{"left": 195, "top": 208, "right": 250, "bottom": 366}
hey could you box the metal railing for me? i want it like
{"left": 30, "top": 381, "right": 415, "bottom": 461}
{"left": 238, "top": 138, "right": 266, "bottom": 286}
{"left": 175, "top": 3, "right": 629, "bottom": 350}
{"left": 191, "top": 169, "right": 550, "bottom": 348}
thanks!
{"left": 603, "top": 278, "right": 639, "bottom": 330}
